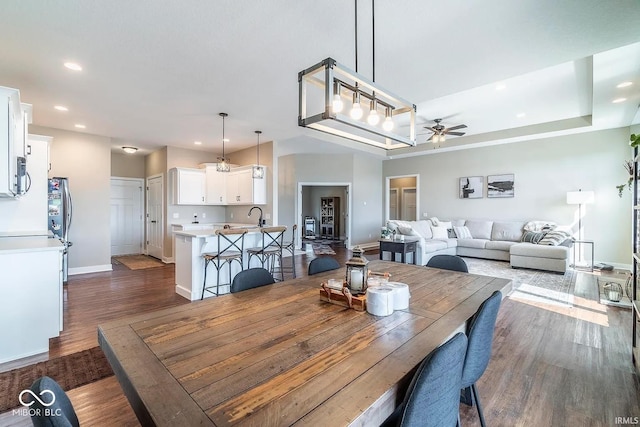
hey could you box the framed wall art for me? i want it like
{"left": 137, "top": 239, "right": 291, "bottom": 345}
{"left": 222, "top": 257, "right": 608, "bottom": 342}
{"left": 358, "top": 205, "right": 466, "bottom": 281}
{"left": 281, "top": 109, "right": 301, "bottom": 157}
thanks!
{"left": 487, "top": 174, "right": 515, "bottom": 198}
{"left": 459, "top": 176, "right": 483, "bottom": 199}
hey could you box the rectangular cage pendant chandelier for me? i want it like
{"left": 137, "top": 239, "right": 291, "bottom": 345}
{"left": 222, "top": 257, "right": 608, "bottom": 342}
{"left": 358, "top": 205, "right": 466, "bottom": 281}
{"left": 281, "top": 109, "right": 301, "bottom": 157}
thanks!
{"left": 298, "top": 1, "right": 416, "bottom": 150}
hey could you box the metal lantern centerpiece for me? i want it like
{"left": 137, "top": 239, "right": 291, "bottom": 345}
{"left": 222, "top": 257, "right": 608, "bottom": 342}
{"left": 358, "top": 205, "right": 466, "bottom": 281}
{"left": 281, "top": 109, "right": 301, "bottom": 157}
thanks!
{"left": 345, "top": 246, "right": 368, "bottom": 294}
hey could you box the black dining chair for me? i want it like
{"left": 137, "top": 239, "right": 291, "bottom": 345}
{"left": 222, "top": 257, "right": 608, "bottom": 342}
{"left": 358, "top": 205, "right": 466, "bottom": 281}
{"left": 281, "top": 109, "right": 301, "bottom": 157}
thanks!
{"left": 460, "top": 290, "right": 503, "bottom": 427}
{"left": 29, "top": 376, "right": 80, "bottom": 427}
{"left": 308, "top": 256, "right": 340, "bottom": 275}
{"left": 382, "top": 332, "right": 468, "bottom": 427}
{"left": 426, "top": 254, "right": 469, "bottom": 273}
{"left": 230, "top": 268, "right": 275, "bottom": 293}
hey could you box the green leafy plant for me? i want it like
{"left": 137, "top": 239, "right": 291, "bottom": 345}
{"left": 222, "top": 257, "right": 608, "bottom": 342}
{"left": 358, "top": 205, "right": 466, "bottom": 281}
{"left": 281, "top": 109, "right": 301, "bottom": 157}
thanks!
{"left": 631, "top": 133, "right": 640, "bottom": 148}
{"left": 617, "top": 134, "right": 640, "bottom": 197}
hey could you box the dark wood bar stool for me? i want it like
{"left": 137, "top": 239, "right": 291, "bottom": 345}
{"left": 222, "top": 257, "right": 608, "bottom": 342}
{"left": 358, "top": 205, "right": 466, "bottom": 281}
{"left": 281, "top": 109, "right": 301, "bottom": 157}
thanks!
{"left": 246, "top": 226, "right": 287, "bottom": 282}
{"left": 282, "top": 224, "right": 298, "bottom": 278}
{"left": 201, "top": 228, "right": 248, "bottom": 299}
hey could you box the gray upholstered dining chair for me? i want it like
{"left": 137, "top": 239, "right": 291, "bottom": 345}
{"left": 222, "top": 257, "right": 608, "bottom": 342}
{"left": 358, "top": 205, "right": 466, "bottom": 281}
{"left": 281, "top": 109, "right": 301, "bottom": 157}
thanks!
{"left": 460, "top": 290, "right": 503, "bottom": 427}
{"left": 426, "top": 254, "right": 469, "bottom": 273}
{"left": 381, "top": 332, "right": 468, "bottom": 427}
{"left": 307, "top": 256, "right": 340, "bottom": 275}
{"left": 230, "top": 268, "right": 275, "bottom": 293}
{"left": 29, "top": 376, "right": 80, "bottom": 427}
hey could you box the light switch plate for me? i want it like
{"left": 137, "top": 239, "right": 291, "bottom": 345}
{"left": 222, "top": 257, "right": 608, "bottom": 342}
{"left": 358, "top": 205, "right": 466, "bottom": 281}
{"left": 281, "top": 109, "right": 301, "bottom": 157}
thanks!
{"left": 173, "top": 213, "right": 179, "bottom": 219}
{"left": 423, "top": 212, "right": 428, "bottom": 218}
{"left": 202, "top": 213, "right": 206, "bottom": 219}
{"left": 265, "top": 213, "right": 271, "bottom": 220}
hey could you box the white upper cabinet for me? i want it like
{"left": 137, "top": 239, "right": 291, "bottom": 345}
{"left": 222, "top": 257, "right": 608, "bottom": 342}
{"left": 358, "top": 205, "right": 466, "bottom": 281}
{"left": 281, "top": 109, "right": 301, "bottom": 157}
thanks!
{"left": 201, "top": 163, "right": 227, "bottom": 205}
{"left": 169, "top": 168, "right": 206, "bottom": 205}
{"left": 225, "top": 166, "right": 266, "bottom": 205}
{"left": 0, "top": 86, "right": 28, "bottom": 198}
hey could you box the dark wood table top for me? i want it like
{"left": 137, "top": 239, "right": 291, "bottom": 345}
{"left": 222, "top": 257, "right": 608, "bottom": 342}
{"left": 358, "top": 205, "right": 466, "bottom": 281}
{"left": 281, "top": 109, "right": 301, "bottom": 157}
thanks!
{"left": 98, "top": 260, "right": 511, "bottom": 426}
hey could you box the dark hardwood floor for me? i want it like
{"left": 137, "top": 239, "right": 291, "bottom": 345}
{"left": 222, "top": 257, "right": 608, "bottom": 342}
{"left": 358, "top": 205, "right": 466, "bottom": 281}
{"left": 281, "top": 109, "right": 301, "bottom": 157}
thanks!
{"left": 3, "top": 244, "right": 639, "bottom": 426}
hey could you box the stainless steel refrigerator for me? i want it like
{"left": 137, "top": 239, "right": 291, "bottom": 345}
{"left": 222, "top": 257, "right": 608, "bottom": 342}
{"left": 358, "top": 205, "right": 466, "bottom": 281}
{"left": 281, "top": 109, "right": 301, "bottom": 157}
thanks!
{"left": 48, "top": 177, "right": 72, "bottom": 283}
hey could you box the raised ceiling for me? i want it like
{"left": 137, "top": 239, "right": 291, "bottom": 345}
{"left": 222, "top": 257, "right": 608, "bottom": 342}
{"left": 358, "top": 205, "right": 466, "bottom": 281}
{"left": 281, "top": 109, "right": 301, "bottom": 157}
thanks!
{"left": 0, "top": 0, "right": 639, "bottom": 156}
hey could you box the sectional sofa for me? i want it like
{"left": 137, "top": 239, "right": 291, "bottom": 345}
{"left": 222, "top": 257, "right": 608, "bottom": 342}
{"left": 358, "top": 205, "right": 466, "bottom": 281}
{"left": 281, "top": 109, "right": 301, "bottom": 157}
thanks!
{"left": 385, "top": 219, "right": 573, "bottom": 273}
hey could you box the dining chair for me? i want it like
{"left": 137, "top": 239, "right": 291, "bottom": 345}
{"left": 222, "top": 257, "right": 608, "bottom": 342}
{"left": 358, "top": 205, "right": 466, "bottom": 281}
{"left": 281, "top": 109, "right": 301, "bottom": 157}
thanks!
{"left": 307, "top": 256, "right": 340, "bottom": 275}
{"left": 460, "top": 290, "right": 503, "bottom": 427}
{"left": 29, "top": 376, "right": 80, "bottom": 427}
{"left": 426, "top": 254, "right": 469, "bottom": 273}
{"left": 282, "top": 224, "right": 298, "bottom": 279}
{"left": 381, "top": 332, "right": 468, "bottom": 427}
{"left": 246, "top": 226, "right": 287, "bottom": 282}
{"left": 202, "top": 228, "right": 248, "bottom": 299}
{"left": 230, "top": 267, "right": 275, "bottom": 293}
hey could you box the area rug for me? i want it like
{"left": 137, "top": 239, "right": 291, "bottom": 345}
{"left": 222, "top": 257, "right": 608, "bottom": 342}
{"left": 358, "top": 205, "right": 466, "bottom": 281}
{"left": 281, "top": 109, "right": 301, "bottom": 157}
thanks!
{"left": 113, "top": 254, "right": 164, "bottom": 270}
{"left": 312, "top": 243, "right": 336, "bottom": 255}
{"left": 0, "top": 346, "right": 114, "bottom": 412}
{"left": 463, "top": 257, "right": 576, "bottom": 305}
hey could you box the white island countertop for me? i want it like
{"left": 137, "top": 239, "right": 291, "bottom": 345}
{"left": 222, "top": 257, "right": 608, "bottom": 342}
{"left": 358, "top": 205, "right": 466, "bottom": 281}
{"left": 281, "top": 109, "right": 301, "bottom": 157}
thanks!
{"left": 0, "top": 236, "right": 65, "bottom": 254}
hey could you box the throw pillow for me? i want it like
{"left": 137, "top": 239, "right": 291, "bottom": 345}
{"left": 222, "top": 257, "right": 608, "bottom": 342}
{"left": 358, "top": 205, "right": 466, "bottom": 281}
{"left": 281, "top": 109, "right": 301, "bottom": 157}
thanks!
{"left": 431, "top": 225, "right": 449, "bottom": 239}
{"left": 429, "top": 217, "right": 440, "bottom": 226}
{"left": 521, "top": 231, "right": 546, "bottom": 244}
{"left": 453, "top": 226, "right": 472, "bottom": 239}
{"left": 538, "top": 230, "right": 572, "bottom": 246}
{"left": 397, "top": 226, "right": 419, "bottom": 237}
{"left": 524, "top": 220, "right": 557, "bottom": 232}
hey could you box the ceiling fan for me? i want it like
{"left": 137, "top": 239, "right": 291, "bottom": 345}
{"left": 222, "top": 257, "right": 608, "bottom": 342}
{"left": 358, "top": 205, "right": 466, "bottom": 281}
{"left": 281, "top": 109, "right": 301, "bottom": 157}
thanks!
{"left": 423, "top": 118, "right": 467, "bottom": 143}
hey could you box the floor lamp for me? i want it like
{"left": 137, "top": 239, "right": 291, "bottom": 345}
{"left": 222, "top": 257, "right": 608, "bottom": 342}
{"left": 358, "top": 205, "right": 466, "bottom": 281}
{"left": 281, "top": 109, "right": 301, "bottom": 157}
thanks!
{"left": 566, "top": 189, "right": 595, "bottom": 266}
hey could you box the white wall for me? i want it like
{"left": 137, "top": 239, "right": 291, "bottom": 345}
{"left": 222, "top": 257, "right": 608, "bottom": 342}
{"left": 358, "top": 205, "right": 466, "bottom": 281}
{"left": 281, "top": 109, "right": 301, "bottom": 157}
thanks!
{"left": 31, "top": 125, "right": 113, "bottom": 273}
{"left": 383, "top": 127, "right": 632, "bottom": 265}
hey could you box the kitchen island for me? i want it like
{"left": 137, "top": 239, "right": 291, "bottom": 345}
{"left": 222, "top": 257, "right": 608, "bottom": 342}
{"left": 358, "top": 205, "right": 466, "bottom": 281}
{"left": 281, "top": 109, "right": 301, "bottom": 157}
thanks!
{"left": 174, "top": 225, "right": 277, "bottom": 301}
{"left": 0, "top": 236, "right": 64, "bottom": 367}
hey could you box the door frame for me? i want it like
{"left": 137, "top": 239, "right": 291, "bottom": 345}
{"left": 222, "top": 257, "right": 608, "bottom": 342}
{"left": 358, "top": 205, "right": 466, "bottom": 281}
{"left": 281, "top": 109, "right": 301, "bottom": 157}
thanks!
{"left": 110, "top": 177, "right": 144, "bottom": 256}
{"left": 146, "top": 173, "right": 164, "bottom": 259}
{"left": 385, "top": 174, "right": 420, "bottom": 222}
{"left": 297, "top": 182, "right": 352, "bottom": 249}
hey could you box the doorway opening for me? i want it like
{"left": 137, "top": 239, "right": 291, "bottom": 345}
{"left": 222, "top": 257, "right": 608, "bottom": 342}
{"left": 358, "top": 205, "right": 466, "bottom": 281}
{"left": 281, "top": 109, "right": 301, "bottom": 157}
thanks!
{"left": 297, "top": 182, "right": 352, "bottom": 249}
{"left": 386, "top": 175, "right": 419, "bottom": 222}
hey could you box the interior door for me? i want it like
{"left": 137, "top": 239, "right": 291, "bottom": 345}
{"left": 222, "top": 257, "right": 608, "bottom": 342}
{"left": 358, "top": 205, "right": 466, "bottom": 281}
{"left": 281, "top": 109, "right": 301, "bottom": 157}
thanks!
{"left": 389, "top": 188, "right": 399, "bottom": 220}
{"left": 402, "top": 188, "right": 417, "bottom": 221}
{"left": 146, "top": 175, "right": 163, "bottom": 259}
{"left": 110, "top": 178, "right": 143, "bottom": 256}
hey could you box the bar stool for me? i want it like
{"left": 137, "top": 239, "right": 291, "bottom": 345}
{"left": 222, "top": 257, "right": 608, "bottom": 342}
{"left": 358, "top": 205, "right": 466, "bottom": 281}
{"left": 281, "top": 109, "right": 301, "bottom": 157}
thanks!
{"left": 282, "top": 224, "right": 298, "bottom": 279}
{"left": 202, "top": 228, "right": 248, "bottom": 299}
{"left": 246, "top": 226, "right": 287, "bottom": 282}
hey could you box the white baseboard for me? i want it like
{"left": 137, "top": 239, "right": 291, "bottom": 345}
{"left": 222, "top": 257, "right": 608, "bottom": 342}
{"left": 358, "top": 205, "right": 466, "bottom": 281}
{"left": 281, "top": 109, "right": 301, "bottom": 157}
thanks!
{"left": 163, "top": 256, "right": 174, "bottom": 264}
{"left": 175, "top": 285, "right": 192, "bottom": 300}
{"left": 68, "top": 264, "right": 113, "bottom": 276}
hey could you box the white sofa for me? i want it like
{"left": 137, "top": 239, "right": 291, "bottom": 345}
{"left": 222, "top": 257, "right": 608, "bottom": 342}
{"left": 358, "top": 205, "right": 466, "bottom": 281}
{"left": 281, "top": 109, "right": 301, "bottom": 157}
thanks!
{"left": 385, "top": 219, "right": 572, "bottom": 273}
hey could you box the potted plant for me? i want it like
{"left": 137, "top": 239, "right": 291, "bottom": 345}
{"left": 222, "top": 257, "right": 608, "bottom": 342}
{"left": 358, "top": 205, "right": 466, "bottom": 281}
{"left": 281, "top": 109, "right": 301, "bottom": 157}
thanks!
{"left": 617, "top": 134, "right": 640, "bottom": 197}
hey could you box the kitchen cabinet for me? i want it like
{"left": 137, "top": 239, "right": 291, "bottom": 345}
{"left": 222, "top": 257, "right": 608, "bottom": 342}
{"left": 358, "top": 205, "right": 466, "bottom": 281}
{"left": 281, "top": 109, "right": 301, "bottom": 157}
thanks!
{"left": 169, "top": 168, "right": 206, "bottom": 205}
{"left": 201, "top": 163, "right": 227, "bottom": 205}
{"left": 0, "top": 237, "right": 64, "bottom": 365}
{"left": 0, "top": 86, "right": 28, "bottom": 198}
{"left": 320, "top": 196, "right": 340, "bottom": 239}
{"left": 225, "top": 165, "right": 266, "bottom": 205}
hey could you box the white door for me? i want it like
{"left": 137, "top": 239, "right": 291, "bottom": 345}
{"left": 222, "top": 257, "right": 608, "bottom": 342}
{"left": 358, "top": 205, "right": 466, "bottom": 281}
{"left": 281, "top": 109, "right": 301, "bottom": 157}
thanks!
{"left": 110, "top": 178, "right": 143, "bottom": 256}
{"left": 402, "top": 188, "right": 417, "bottom": 221}
{"left": 146, "top": 175, "right": 163, "bottom": 259}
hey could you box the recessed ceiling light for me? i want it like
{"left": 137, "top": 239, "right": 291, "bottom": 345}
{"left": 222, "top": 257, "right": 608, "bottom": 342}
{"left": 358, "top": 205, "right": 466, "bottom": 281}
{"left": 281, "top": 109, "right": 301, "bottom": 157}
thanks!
{"left": 74, "top": 124, "right": 86, "bottom": 129}
{"left": 495, "top": 83, "right": 506, "bottom": 91}
{"left": 222, "top": 138, "right": 230, "bottom": 143}
{"left": 54, "top": 105, "right": 68, "bottom": 112}
{"left": 612, "top": 97, "right": 627, "bottom": 104}
{"left": 617, "top": 81, "right": 633, "bottom": 88}
{"left": 194, "top": 141, "right": 202, "bottom": 145}
{"left": 64, "top": 62, "right": 82, "bottom": 71}
{"left": 516, "top": 113, "right": 526, "bottom": 118}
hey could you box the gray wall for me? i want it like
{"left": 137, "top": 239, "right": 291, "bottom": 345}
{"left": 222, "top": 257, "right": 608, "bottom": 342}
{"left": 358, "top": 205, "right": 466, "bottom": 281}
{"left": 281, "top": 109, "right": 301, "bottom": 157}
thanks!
{"left": 31, "top": 125, "right": 112, "bottom": 273}
{"left": 383, "top": 127, "right": 632, "bottom": 265}
{"left": 111, "top": 152, "right": 145, "bottom": 178}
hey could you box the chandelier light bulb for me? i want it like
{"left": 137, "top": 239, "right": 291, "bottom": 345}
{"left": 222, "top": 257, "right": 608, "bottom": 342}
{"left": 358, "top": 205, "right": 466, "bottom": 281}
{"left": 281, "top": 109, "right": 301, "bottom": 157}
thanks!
{"left": 382, "top": 115, "right": 394, "bottom": 131}
{"left": 350, "top": 101, "right": 363, "bottom": 120}
{"left": 367, "top": 101, "right": 380, "bottom": 126}
{"left": 332, "top": 94, "right": 344, "bottom": 113}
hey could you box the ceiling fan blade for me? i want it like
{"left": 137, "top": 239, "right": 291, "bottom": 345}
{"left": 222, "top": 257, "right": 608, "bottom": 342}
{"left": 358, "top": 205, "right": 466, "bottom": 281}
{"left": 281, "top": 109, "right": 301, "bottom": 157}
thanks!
{"left": 446, "top": 124, "right": 467, "bottom": 131}
{"left": 426, "top": 134, "right": 434, "bottom": 141}
{"left": 446, "top": 131, "right": 466, "bottom": 136}
{"left": 423, "top": 126, "right": 437, "bottom": 132}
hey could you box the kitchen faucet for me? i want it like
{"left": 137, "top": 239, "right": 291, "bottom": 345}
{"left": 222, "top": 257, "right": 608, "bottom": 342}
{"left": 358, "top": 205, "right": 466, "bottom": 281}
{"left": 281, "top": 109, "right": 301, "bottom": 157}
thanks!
{"left": 248, "top": 206, "right": 263, "bottom": 227}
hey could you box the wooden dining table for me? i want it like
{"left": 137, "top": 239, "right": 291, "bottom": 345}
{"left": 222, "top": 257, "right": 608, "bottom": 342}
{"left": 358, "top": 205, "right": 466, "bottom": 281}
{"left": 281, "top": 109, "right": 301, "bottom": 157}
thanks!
{"left": 98, "top": 260, "right": 511, "bottom": 426}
